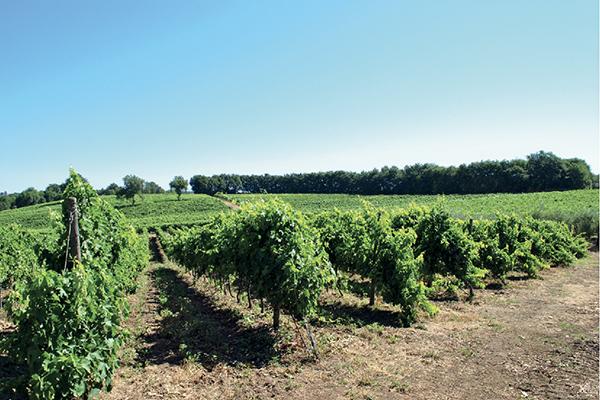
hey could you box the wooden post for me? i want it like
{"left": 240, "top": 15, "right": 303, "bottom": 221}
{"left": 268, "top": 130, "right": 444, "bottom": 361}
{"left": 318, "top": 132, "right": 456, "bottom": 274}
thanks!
{"left": 369, "top": 280, "right": 376, "bottom": 306}
{"left": 273, "top": 303, "right": 280, "bottom": 332}
{"left": 247, "top": 283, "right": 252, "bottom": 309}
{"left": 65, "top": 197, "right": 81, "bottom": 268}
{"left": 304, "top": 320, "right": 319, "bottom": 359}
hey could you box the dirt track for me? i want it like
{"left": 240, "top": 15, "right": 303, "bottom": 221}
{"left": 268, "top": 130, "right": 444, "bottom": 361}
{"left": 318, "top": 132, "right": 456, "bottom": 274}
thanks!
{"left": 100, "top": 252, "right": 599, "bottom": 400}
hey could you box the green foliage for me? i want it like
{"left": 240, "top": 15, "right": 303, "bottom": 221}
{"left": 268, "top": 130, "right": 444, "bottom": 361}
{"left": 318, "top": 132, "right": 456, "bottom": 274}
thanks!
{"left": 2, "top": 169, "right": 148, "bottom": 399}
{"left": 0, "top": 193, "right": 17, "bottom": 211}
{"left": 2, "top": 190, "right": 596, "bottom": 238}
{"left": 468, "top": 215, "right": 587, "bottom": 283}
{"left": 416, "top": 207, "right": 485, "bottom": 291}
{"left": 313, "top": 203, "right": 588, "bottom": 297}
{"left": 312, "top": 203, "right": 432, "bottom": 325}
{"left": 143, "top": 181, "right": 165, "bottom": 194}
{"left": 230, "top": 189, "right": 598, "bottom": 237}
{"left": 15, "top": 187, "right": 45, "bottom": 208}
{"left": 190, "top": 151, "right": 594, "bottom": 195}
{"left": 310, "top": 210, "right": 357, "bottom": 273}
{"left": 5, "top": 265, "right": 125, "bottom": 399}
{"left": 169, "top": 176, "right": 188, "bottom": 200}
{"left": 378, "top": 228, "right": 433, "bottom": 326}
{"left": 236, "top": 200, "right": 333, "bottom": 321}
{"left": 525, "top": 218, "right": 588, "bottom": 266}
{"left": 44, "top": 184, "right": 64, "bottom": 202}
{"left": 390, "top": 205, "right": 428, "bottom": 230}
{"left": 109, "top": 193, "right": 228, "bottom": 230}
{"left": 162, "top": 199, "right": 334, "bottom": 329}
{"left": 469, "top": 217, "right": 544, "bottom": 281}
{"left": 119, "top": 175, "right": 145, "bottom": 205}
{"left": 60, "top": 170, "right": 147, "bottom": 291}
{"left": 0, "top": 193, "right": 229, "bottom": 232}
{"left": 0, "top": 224, "right": 41, "bottom": 288}
{"left": 469, "top": 220, "right": 514, "bottom": 282}
{"left": 97, "top": 183, "right": 121, "bottom": 196}
{"left": 161, "top": 216, "right": 231, "bottom": 281}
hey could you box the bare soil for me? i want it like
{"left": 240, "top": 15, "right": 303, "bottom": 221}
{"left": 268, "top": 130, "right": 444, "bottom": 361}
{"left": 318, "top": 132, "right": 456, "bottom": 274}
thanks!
{"left": 216, "top": 197, "right": 241, "bottom": 210}
{"left": 99, "top": 253, "right": 599, "bottom": 400}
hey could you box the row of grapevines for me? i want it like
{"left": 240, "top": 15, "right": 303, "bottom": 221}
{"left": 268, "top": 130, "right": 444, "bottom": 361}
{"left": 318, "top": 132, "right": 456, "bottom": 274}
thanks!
{"left": 1, "top": 170, "right": 148, "bottom": 399}
{"left": 161, "top": 200, "right": 436, "bottom": 328}
{"left": 469, "top": 214, "right": 588, "bottom": 283}
{"left": 313, "top": 203, "right": 587, "bottom": 302}
{"left": 0, "top": 225, "right": 42, "bottom": 289}
{"left": 311, "top": 203, "right": 434, "bottom": 326}
{"left": 161, "top": 200, "right": 588, "bottom": 329}
{"left": 161, "top": 199, "right": 334, "bottom": 331}
{"left": 392, "top": 206, "right": 586, "bottom": 296}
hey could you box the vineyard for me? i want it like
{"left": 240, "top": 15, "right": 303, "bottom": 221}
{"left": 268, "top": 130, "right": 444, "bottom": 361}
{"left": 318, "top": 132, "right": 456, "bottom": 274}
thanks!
{"left": 156, "top": 199, "right": 588, "bottom": 333}
{"left": 1, "top": 189, "right": 597, "bottom": 238}
{"left": 0, "top": 171, "right": 148, "bottom": 399}
{"left": 0, "top": 193, "right": 228, "bottom": 232}
{"left": 0, "top": 182, "right": 597, "bottom": 399}
{"left": 228, "top": 190, "right": 599, "bottom": 237}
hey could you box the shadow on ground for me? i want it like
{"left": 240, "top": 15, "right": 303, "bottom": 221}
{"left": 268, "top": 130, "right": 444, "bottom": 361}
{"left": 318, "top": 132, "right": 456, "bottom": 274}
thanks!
{"left": 136, "top": 267, "right": 278, "bottom": 371}
{"left": 318, "top": 300, "right": 404, "bottom": 328}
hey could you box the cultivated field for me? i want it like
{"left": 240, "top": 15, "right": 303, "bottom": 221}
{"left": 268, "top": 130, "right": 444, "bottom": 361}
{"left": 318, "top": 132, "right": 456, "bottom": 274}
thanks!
{"left": 1, "top": 189, "right": 596, "bottom": 236}
{"left": 0, "top": 193, "right": 228, "bottom": 232}
{"left": 230, "top": 189, "right": 599, "bottom": 236}
{"left": 0, "top": 186, "right": 598, "bottom": 399}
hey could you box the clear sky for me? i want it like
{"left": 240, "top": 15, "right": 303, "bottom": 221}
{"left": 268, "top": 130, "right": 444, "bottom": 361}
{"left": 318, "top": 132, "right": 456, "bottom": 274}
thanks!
{"left": 1, "top": 0, "right": 598, "bottom": 192}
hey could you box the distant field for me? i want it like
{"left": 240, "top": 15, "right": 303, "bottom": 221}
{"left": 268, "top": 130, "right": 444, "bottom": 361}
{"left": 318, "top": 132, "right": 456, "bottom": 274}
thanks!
{"left": 230, "top": 189, "right": 599, "bottom": 236}
{"left": 0, "top": 193, "right": 228, "bottom": 232}
{"left": 2, "top": 190, "right": 597, "bottom": 236}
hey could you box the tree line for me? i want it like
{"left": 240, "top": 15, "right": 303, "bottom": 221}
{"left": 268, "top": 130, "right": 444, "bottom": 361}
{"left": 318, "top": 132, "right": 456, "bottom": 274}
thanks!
{"left": 189, "top": 151, "right": 596, "bottom": 195}
{"left": 0, "top": 151, "right": 596, "bottom": 211}
{"left": 0, "top": 175, "right": 189, "bottom": 210}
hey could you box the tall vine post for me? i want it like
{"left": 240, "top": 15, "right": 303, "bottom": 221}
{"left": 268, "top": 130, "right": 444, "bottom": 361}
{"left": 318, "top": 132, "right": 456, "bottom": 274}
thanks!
{"left": 65, "top": 196, "right": 81, "bottom": 268}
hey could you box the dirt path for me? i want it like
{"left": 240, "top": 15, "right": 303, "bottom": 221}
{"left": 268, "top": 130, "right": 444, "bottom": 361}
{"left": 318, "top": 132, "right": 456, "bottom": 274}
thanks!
{"left": 102, "top": 253, "right": 599, "bottom": 400}
{"left": 216, "top": 197, "right": 240, "bottom": 210}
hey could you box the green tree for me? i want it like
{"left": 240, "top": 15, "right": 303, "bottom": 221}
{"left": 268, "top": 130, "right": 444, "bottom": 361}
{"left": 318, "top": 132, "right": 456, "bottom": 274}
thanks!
{"left": 526, "top": 151, "right": 565, "bottom": 191}
{"left": 562, "top": 158, "right": 593, "bottom": 190}
{"left": 120, "top": 175, "right": 145, "bottom": 204}
{"left": 169, "top": 176, "right": 188, "bottom": 200}
{"left": 15, "top": 187, "right": 44, "bottom": 208}
{"left": 44, "top": 184, "right": 64, "bottom": 202}
{"left": 98, "top": 183, "right": 121, "bottom": 195}
{"left": 189, "top": 175, "right": 212, "bottom": 194}
{"left": 0, "top": 194, "right": 16, "bottom": 210}
{"left": 144, "top": 181, "right": 165, "bottom": 194}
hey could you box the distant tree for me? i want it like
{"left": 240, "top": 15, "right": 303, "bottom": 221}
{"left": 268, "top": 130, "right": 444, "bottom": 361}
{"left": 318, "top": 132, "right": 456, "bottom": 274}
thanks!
{"left": 190, "top": 175, "right": 213, "bottom": 195}
{"left": 169, "top": 176, "right": 188, "bottom": 200}
{"left": 44, "top": 184, "right": 63, "bottom": 202}
{"left": 0, "top": 193, "right": 16, "bottom": 211}
{"left": 15, "top": 187, "right": 44, "bottom": 208}
{"left": 120, "top": 175, "right": 145, "bottom": 204}
{"left": 99, "top": 183, "right": 121, "bottom": 196}
{"left": 144, "top": 181, "right": 165, "bottom": 194}
{"left": 526, "top": 151, "right": 565, "bottom": 192}
{"left": 561, "top": 158, "right": 593, "bottom": 190}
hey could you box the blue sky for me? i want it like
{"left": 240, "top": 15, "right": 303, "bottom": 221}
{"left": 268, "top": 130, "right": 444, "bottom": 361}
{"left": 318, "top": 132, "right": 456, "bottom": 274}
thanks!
{"left": 1, "top": 0, "right": 598, "bottom": 192}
